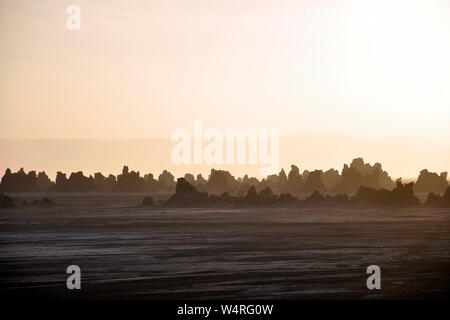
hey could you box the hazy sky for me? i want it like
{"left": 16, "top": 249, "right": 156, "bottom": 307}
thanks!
{"left": 1, "top": 0, "right": 449, "bottom": 140}
{"left": 0, "top": 0, "right": 449, "bottom": 178}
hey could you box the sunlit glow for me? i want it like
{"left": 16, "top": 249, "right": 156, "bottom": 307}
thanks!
{"left": 0, "top": 0, "right": 449, "bottom": 177}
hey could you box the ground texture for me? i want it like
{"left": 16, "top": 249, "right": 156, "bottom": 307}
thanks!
{"left": 0, "top": 193, "right": 449, "bottom": 299}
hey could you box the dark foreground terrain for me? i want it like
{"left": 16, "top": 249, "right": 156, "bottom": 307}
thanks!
{"left": 0, "top": 193, "right": 449, "bottom": 299}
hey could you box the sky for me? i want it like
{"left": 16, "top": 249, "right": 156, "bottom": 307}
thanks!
{"left": 0, "top": 0, "right": 449, "bottom": 177}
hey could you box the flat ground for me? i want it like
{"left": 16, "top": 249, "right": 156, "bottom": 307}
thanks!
{"left": 0, "top": 193, "right": 449, "bottom": 299}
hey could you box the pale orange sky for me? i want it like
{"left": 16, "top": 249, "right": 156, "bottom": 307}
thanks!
{"left": 0, "top": 0, "right": 449, "bottom": 177}
{"left": 1, "top": 136, "right": 449, "bottom": 181}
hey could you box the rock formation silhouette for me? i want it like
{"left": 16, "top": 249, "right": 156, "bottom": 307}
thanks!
{"left": 335, "top": 158, "right": 395, "bottom": 193}
{"left": 36, "top": 171, "right": 53, "bottom": 191}
{"left": 321, "top": 169, "right": 341, "bottom": 190}
{"left": 0, "top": 168, "right": 37, "bottom": 192}
{"left": 0, "top": 193, "right": 15, "bottom": 208}
{"left": 141, "top": 196, "right": 154, "bottom": 206}
{"left": 0, "top": 194, "right": 53, "bottom": 208}
{"left": 1, "top": 158, "right": 447, "bottom": 204}
{"left": 287, "top": 165, "right": 304, "bottom": 194}
{"left": 352, "top": 179, "right": 420, "bottom": 206}
{"left": 205, "top": 169, "right": 238, "bottom": 194}
{"left": 425, "top": 186, "right": 450, "bottom": 207}
{"left": 414, "top": 169, "right": 448, "bottom": 194}
{"left": 165, "top": 178, "right": 209, "bottom": 206}
{"left": 161, "top": 177, "right": 427, "bottom": 208}
{"left": 53, "top": 171, "right": 96, "bottom": 192}
{"left": 158, "top": 170, "right": 175, "bottom": 191}
{"left": 302, "top": 170, "right": 327, "bottom": 193}
{"left": 94, "top": 172, "right": 117, "bottom": 192}
{"left": 304, "top": 191, "right": 350, "bottom": 206}
{"left": 115, "top": 166, "right": 146, "bottom": 192}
